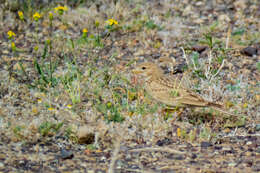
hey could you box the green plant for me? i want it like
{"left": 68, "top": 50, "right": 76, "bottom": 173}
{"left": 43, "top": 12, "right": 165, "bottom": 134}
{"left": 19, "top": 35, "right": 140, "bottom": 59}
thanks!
{"left": 144, "top": 20, "right": 161, "bottom": 30}
{"left": 60, "top": 61, "right": 82, "bottom": 104}
{"left": 232, "top": 28, "right": 245, "bottom": 36}
{"left": 188, "top": 33, "right": 229, "bottom": 81}
{"left": 257, "top": 62, "right": 260, "bottom": 72}
{"left": 199, "top": 126, "right": 216, "bottom": 141}
{"left": 13, "top": 125, "right": 25, "bottom": 139}
{"left": 33, "top": 41, "right": 59, "bottom": 89}
{"left": 38, "top": 121, "right": 63, "bottom": 136}
{"left": 86, "top": 144, "right": 97, "bottom": 150}
{"left": 226, "top": 80, "right": 241, "bottom": 91}
{"left": 18, "top": 40, "right": 59, "bottom": 90}
{"left": 224, "top": 116, "right": 246, "bottom": 128}
{"left": 65, "top": 126, "right": 77, "bottom": 142}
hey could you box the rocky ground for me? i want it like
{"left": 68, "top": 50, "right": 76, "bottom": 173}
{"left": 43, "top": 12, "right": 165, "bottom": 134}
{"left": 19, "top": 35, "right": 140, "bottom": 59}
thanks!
{"left": 0, "top": 0, "right": 259, "bottom": 172}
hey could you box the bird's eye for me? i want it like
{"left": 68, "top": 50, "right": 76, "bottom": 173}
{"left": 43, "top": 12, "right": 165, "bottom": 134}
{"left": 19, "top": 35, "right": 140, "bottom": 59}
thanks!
{"left": 141, "top": 66, "right": 146, "bottom": 70}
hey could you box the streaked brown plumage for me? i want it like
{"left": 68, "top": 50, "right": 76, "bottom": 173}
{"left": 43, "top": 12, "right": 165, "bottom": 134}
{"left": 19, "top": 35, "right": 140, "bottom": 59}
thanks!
{"left": 132, "top": 62, "right": 232, "bottom": 114}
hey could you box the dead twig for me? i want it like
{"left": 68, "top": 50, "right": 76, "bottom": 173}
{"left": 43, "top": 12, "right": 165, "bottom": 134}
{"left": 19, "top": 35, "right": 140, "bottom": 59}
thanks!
{"left": 129, "top": 147, "right": 185, "bottom": 154}
{"left": 108, "top": 138, "right": 121, "bottom": 173}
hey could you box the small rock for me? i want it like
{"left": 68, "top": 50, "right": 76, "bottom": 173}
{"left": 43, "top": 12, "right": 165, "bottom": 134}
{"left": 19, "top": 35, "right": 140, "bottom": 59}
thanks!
{"left": 156, "top": 138, "right": 172, "bottom": 146}
{"left": 191, "top": 153, "right": 197, "bottom": 159}
{"left": 60, "top": 149, "right": 74, "bottom": 160}
{"left": 257, "top": 48, "right": 260, "bottom": 55}
{"left": 167, "top": 154, "right": 185, "bottom": 160}
{"left": 100, "top": 30, "right": 109, "bottom": 38}
{"left": 252, "top": 165, "right": 260, "bottom": 172}
{"left": 151, "top": 53, "right": 161, "bottom": 59}
{"left": 241, "top": 47, "right": 257, "bottom": 56}
{"left": 77, "top": 126, "right": 95, "bottom": 144}
{"left": 228, "top": 162, "right": 236, "bottom": 167}
{"left": 246, "top": 141, "right": 252, "bottom": 145}
{"left": 173, "top": 63, "right": 186, "bottom": 74}
{"left": 214, "top": 146, "right": 222, "bottom": 150}
{"left": 256, "top": 146, "right": 260, "bottom": 153}
{"left": 201, "top": 141, "right": 212, "bottom": 148}
{"left": 0, "top": 162, "right": 4, "bottom": 168}
{"left": 191, "top": 45, "right": 207, "bottom": 53}
{"left": 255, "top": 124, "right": 260, "bottom": 131}
{"left": 218, "top": 14, "right": 231, "bottom": 24}
{"left": 95, "top": 170, "right": 106, "bottom": 173}
{"left": 222, "top": 147, "right": 234, "bottom": 153}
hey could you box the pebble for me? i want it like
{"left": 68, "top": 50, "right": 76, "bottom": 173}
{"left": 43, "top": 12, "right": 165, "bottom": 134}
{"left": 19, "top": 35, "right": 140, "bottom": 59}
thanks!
{"left": 241, "top": 47, "right": 257, "bottom": 56}
{"left": 255, "top": 124, "right": 260, "bottom": 131}
{"left": 191, "top": 153, "right": 197, "bottom": 159}
{"left": 0, "top": 162, "right": 4, "bottom": 168}
{"left": 60, "top": 149, "right": 74, "bottom": 160}
{"left": 256, "top": 146, "right": 260, "bottom": 153}
{"left": 156, "top": 138, "right": 172, "bottom": 146}
{"left": 200, "top": 141, "right": 212, "bottom": 148}
{"left": 191, "top": 45, "right": 207, "bottom": 53}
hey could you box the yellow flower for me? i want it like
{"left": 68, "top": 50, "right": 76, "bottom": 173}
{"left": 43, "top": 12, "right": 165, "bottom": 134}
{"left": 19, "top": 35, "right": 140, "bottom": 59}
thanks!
{"left": 177, "top": 128, "right": 181, "bottom": 137}
{"left": 54, "top": 5, "right": 68, "bottom": 15}
{"left": 67, "top": 104, "right": 72, "bottom": 109}
{"left": 33, "top": 12, "right": 41, "bottom": 21}
{"left": 82, "top": 28, "right": 88, "bottom": 38}
{"left": 95, "top": 20, "right": 100, "bottom": 27}
{"left": 48, "top": 107, "right": 55, "bottom": 111}
{"left": 31, "top": 106, "right": 39, "bottom": 115}
{"left": 18, "top": 11, "right": 24, "bottom": 20}
{"left": 7, "top": 31, "right": 16, "bottom": 39}
{"left": 82, "top": 28, "right": 88, "bottom": 33}
{"left": 48, "top": 12, "right": 53, "bottom": 20}
{"left": 37, "top": 98, "right": 42, "bottom": 103}
{"left": 106, "top": 19, "right": 118, "bottom": 26}
{"left": 34, "top": 46, "right": 39, "bottom": 51}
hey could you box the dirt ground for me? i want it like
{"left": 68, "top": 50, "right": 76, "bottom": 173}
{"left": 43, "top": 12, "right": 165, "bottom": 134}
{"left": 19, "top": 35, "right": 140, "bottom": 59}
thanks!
{"left": 0, "top": 0, "right": 259, "bottom": 172}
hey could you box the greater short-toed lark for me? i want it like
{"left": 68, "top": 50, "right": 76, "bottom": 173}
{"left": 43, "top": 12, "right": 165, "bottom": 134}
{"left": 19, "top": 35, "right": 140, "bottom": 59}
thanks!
{"left": 132, "top": 62, "right": 232, "bottom": 114}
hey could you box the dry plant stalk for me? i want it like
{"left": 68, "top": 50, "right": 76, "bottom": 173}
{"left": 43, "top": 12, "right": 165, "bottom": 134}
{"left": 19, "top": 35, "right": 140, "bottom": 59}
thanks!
{"left": 108, "top": 137, "right": 121, "bottom": 173}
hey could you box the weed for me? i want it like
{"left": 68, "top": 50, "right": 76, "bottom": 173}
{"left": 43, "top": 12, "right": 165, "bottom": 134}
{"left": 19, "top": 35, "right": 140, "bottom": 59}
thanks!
{"left": 33, "top": 41, "right": 59, "bottom": 89}
{"left": 257, "top": 62, "right": 260, "bottom": 72}
{"left": 38, "top": 121, "right": 63, "bottom": 136}
{"left": 144, "top": 20, "right": 161, "bottom": 30}
{"left": 65, "top": 126, "right": 77, "bottom": 142}
{"left": 199, "top": 126, "right": 216, "bottom": 141}
{"left": 60, "top": 61, "right": 82, "bottom": 104}
{"left": 13, "top": 125, "right": 25, "bottom": 139}
{"left": 226, "top": 80, "right": 241, "bottom": 92}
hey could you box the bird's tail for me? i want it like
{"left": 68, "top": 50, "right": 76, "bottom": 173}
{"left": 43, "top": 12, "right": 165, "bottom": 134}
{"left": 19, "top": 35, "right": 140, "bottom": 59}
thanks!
{"left": 208, "top": 101, "right": 223, "bottom": 109}
{"left": 208, "top": 102, "right": 237, "bottom": 117}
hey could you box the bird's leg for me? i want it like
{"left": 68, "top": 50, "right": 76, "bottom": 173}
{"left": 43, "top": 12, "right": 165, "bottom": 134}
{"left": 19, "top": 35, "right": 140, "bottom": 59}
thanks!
{"left": 161, "top": 105, "right": 184, "bottom": 121}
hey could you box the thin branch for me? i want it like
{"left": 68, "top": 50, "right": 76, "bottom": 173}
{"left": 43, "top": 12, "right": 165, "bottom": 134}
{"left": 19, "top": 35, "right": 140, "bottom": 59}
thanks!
{"left": 205, "top": 50, "right": 213, "bottom": 80}
{"left": 210, "top": 59, "right": 225, "bottom": 82}
{"left": 225, "top": 26, "right": 231, "bottom": 49}
{"left": 181, "top": 47, "right": 189, "bottom": 67}
{"left": 108, "top": 139, "right": 121, "bottom": 173}
{"left": 129, "top": 147, "right": 185, "bottom": 154}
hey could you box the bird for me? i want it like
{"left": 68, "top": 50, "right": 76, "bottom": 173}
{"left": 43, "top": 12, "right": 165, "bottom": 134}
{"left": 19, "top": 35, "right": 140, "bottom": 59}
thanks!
{"left": 132, "top": 62, "right": 235, "bottom": 115}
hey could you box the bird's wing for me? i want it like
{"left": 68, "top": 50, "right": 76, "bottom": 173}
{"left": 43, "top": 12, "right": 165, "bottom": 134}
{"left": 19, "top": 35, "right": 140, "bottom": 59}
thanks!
{"left": 173, "top": 89, "right": 209, "bottom": 107}
{"left": 145, "top": 79, "right": 180, "bottom": 106}
{"left": 146, "top": 77, "right": 210, "bottom": 107}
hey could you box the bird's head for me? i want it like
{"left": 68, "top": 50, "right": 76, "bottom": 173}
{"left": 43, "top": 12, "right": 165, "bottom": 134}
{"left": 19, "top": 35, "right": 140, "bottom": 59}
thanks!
{"left": 132, "top": 62, "right": 163, "bottom": 80}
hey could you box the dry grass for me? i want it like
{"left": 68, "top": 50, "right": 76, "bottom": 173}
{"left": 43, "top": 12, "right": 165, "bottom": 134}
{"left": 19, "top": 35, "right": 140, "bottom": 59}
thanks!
{"left": 0, "top": 0, "right": 259, "bottom": 172}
